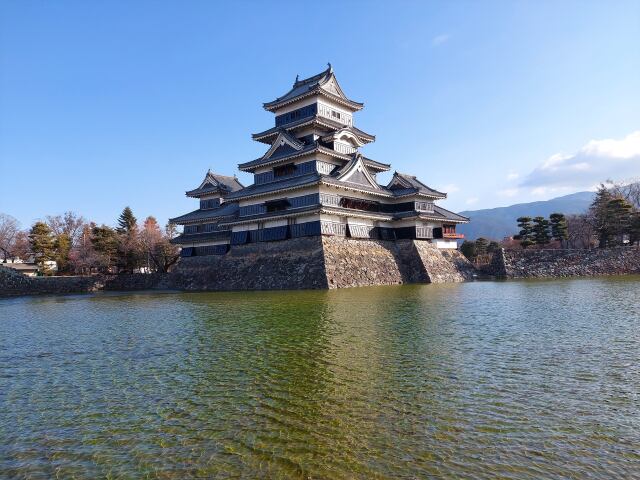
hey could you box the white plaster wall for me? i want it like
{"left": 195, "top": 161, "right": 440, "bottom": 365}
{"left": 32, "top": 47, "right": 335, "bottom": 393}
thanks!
{"left": 296, "top": 214, "right": 320, "bottom": 224}
{"left": 434, "top": 240, "right": 458, "bottom": 249}
{"left": 272, "top": 97, "right": 317, "bottom": 116}
{"left": 346, "top": 217, "right": 373, "bottom": 227}
{"left": 231, "top": 223, "right": 258, "bottom": 232}
{"left": 182, "top": 239, "right": 229, "bottom": 248}
{"left": 319, "top": 213, "right": 345, "bottom": 223}
{"left": 264, "top": 219, "right": 288, "bottom": 228}
{"left": 199, "top": 193, "right": 221, "bottom": 201}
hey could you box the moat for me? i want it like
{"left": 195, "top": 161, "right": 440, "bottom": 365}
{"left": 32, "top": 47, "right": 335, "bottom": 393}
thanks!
{"left": 1, "top": 277, "right": 639, "bottom": 478}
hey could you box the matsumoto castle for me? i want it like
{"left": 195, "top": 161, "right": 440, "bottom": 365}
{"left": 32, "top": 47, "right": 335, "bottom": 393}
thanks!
{"left": 170, "top": 65, "right": 468, "bottom": 257}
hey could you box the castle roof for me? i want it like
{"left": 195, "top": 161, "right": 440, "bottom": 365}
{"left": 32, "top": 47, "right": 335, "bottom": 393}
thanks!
{"left": 171, "top": 230, "right": 231, "bottom": 244}
{"left": 225, "top": 172, "right": 322, "bottom": 200}
{"left": 252, "top": 117, "right": 375, "bottom": 144}
{"left": 169, "top": 201, "right": 239, "bottom": 224}
{"left": 395, "top": 205, "right": 469, "bottom": 223}
{"left": 185, "top": 171, "right": 244, "bottom": 198}
{"left": 263, "top": 64, "right": 364, "bottom": 112}
{"left": 387, "top": 172, "right": 447, "bottom": 199}
{"left": 238, "top": 142, "right": 350, "bottom": 172}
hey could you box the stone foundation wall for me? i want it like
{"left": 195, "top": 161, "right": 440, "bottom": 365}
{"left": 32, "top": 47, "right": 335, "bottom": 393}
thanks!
{"left": 321, "top": 237, "right": 475, "bottom": 288}
{"left": 322, "top": 237, "right": 404, "bottom": 288}
{"left": 173, "top": 236, "right": 328, "bottom": 291}
{"left": 414, "top": 242, "right": 476, "bottom": 283}
{"left": 489, "top": 247, "right": 640, "bottom": 278}
{"left": 1, "top": 237, "right": 477, "bottom": 296}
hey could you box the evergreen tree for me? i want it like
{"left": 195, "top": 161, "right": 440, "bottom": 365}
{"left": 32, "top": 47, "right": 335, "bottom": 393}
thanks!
{"left": 91, "top": 225, "right": 119, "bottom": 271}
{"left": 475, "top": 237, "right": 489, "bottom": 256}
{"left": 549, "top": 213, "right": 568, "bottom": 248}
{"left": 605, "top": 198, "right": 634, "bottom": 246}
{"left": 53, "top": 233, "right": 72, "bottom": 274}
{"left": 589, "top": 184, "right": 614, "bottom": 248}
{"left": 630, "top": 212, "right": 640, "bottom": 246}
{"left": 115, "top": 207, "right": 140, "bottom": 272}
{"left": 532, "top": 216, "right": 551, "bottom": 246}
{"left": 29, "top": 222, "right": 55, "bottom": 272}
{"left": 515, "top": 216, "right": 534, "bottom": 249}
{"left": 460, "top": 240, "right": 477, "bottom": 261}
{"left": 487, "top": 241, "right": 501, "bottom": 254}
{"left": 117, "top": 206, "right": 137, "bottom": 234}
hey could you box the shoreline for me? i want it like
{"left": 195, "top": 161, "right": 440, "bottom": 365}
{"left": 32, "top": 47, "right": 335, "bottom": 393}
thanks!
{"left": 2, "top": 245, "right": 639, "bottom": 298}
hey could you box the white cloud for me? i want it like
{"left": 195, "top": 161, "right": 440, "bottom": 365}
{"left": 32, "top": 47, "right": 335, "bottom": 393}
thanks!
{"left": 441, "top": 183, "right": 460, "bottom": 193}
{"left": 520, "top": 130, "right": 640, "bottom": 190}
{"left": 506, "top": 172, "right": 520, "bottom": 181}
{"left": 431, "top": 34, "right": 451, "bottom": 46}
{"left": 465, "top": 197, "right": 479, "bottom": 205}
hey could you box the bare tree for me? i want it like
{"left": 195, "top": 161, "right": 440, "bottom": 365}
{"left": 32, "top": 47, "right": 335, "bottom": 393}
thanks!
{"left": 0, "top": 214, "right": 20, "bottom": 262}
{"left": 139, "top": 217, "right": 180, "bottom": 273}
{"left": 566, "top": 214, "right": 595, "bottom": 249}
{"left": 45, "top": 211, "right": 87, "bottom": 247}
{"left": 607, "top": 178, "right": 640, "bottom": 209}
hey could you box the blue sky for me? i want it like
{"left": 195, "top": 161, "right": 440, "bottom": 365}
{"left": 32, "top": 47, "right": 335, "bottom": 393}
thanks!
{"left": 1, "top": 0, "right": 639, "bottom": 228}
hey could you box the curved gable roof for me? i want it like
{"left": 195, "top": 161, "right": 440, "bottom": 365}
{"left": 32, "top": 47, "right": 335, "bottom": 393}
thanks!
{"left": 263, "top": 64, "right": 363, "bottom": 112}
{"left": 186, "top": 170, "right": 244, "bottom": 198}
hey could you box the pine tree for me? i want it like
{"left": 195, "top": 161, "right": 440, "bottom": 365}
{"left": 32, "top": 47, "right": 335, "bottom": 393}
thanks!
{"left": 53, "top": 233, "right": 72, "bottom": 274}
{"left": 549, "top": 213, "right": 568, "bottom": 248}
{"left": 515, "top": 216, "right": 534, "bottom": 249}
{"left": 460, "top": 240, "right": 477, "bottom": 261}
{"left": 91, "top": 225, "right": 119, "bottom": 272}
{"left": 117, "top": 207, "right": 137, "bottom": 234}
{"left": 589, "top": 184, "right": 614, "bottom": 248}
{"left": 532, "top": 216, "right": 551, "bottom": 247}
{"left": 487, "top": 241, "right": 501, "bottom": 254}
{"left": 630, "top": 212, "right": 640, "bottom": 246}
{"left": 475, "top": 237, "right": 489, "bottom": 256}
{"left": 605, "top": 198, "right": 634, "bottom": 246}
{"left": 29, "top": 222, "right": 55, "bottom": 272}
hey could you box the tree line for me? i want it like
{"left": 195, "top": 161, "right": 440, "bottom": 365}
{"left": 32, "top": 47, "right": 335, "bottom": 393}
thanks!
{"left": 513, "top": 213, "right": 568, "bottom": 248}
{"left": 0, "top": 207, "right": 179, "bottom": 275}
{"left": 459, "top": 180, "right": 640, "bottom": 260}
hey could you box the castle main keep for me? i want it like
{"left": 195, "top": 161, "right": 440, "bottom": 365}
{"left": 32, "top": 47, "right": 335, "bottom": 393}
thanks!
{"left": 170, "top": 65, "right": 472, "bottom": 289}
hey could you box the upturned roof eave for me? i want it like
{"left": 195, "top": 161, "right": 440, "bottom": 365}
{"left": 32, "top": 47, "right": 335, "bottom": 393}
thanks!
{"left": 262, "top": 88, "right": 364, "bottom": 112}
{"left": 238, "top": 145, "right": 351, "bottom": 172}
{"left": 252, "top": 118, "right": 375, "bottom": 145}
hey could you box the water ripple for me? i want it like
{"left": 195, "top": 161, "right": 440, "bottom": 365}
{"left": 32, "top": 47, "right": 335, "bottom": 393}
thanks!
{"left": 1, "top": 278, "right": 639, "bottom": 478}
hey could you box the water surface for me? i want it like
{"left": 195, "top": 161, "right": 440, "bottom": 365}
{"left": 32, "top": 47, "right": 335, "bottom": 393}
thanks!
{"left": 1, "top": 278, "right": 639, "bottom": 478}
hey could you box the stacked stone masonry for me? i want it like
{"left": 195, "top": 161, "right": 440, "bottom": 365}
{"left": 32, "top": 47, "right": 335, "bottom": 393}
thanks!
{"left": 488, "top": 247, "right": 640, "bottom": 278}
{"left": 1, "top": 238, "right": 475, "bottom": 296}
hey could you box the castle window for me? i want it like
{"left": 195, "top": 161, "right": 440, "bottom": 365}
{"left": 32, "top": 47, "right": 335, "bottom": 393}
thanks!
{"left": 273, "top": 163, "right": 296, "bottom": 177}
{"left": 265, "top": 199, "right": 290, "bottom": 212}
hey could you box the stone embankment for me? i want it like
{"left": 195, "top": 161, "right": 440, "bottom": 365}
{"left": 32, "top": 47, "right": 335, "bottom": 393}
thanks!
{"left": 487, "top": 246, "right": 640, "bottom": 279}
{"left": 1, "top": 237, "right": 476, "bottom": 296}
{"left": 0, "top": 265, "right": 175, "bottom": 297}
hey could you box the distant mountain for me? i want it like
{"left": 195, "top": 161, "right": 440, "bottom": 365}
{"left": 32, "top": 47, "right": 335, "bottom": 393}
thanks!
{"left": 458, "top": 191, "right": 595, "bottom": 241}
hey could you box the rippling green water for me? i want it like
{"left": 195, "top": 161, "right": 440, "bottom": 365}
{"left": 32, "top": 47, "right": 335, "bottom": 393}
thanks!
{"left": 1, "top": 277, "right": 639, "bottom": 478}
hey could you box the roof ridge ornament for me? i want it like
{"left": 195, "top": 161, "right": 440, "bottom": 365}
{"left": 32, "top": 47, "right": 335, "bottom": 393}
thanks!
{"left": 327, "top": 62, "right": 332, "bottom": 73}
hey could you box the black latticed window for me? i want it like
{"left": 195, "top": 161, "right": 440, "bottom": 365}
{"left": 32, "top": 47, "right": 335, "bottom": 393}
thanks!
{"left": 265, "top": 199, "right": 290, "bottom": 213}
{"left": 273, "top": 163, "right": 297, "bottom": 177}
{"left": 275, "top": 104, "right": 318, "bottom": 127}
